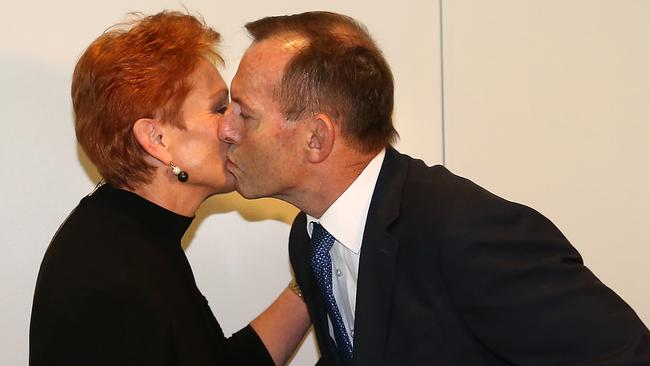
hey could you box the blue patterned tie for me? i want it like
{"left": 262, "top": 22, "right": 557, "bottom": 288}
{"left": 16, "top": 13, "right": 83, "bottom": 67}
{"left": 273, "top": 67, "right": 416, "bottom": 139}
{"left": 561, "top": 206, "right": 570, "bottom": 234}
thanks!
{"left": 310, "top": 223, "right": 354, "bottom": 360}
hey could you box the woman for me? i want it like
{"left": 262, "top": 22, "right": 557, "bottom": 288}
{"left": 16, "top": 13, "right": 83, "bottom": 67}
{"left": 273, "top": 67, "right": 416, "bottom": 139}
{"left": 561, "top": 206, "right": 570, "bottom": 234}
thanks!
{"left": 29, "top": 11, "right": 308, "bottom": 366}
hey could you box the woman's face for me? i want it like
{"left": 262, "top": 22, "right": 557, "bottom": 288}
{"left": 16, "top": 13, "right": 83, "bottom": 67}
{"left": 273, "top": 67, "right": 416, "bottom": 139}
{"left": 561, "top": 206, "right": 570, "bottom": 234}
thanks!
{"left": 166, "top": 59, "right": 234, "bottom": 195}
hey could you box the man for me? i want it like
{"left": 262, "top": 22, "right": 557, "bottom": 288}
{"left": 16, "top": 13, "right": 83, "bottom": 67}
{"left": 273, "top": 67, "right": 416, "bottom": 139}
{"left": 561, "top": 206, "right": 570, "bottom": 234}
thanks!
{"left": 219, "top": 11, "right": 650, "bottom": 366}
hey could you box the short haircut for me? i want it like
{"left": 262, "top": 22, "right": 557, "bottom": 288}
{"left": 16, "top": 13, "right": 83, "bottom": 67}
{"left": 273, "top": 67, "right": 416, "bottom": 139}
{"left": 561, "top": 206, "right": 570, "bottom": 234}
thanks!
{"left": 245, "top": 11, "right": 398, "bottom": 153}
{"left": 72, "top": 11, "right": 222, "bottom": 189}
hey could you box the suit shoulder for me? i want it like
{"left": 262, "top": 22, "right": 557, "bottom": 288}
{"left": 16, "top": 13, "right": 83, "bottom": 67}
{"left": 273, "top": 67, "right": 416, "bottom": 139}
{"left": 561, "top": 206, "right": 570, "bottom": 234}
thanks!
{"left": 398, "top": 155, "right": 501, "bottom": 208}
{"left": 395, "top": 152, "right": 553, "bottom": 232}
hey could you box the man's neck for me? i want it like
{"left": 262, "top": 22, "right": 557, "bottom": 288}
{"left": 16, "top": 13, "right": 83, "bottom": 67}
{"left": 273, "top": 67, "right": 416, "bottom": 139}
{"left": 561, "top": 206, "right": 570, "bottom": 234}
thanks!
{"left": 285, "top": 148, "right": 380, "bottom": 218}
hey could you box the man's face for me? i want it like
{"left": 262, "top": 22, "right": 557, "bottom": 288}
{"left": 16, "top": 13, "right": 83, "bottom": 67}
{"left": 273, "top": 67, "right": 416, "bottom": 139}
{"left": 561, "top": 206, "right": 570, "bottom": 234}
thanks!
{"left": 219, "top": 38, "right": 307, "bottom": 200}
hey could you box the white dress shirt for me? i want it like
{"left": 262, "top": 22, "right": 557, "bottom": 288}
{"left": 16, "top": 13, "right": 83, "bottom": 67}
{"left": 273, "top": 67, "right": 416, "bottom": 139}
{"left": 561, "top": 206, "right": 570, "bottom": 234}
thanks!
{"left": 306, "top": 149, "right": 385, "bottom": 346}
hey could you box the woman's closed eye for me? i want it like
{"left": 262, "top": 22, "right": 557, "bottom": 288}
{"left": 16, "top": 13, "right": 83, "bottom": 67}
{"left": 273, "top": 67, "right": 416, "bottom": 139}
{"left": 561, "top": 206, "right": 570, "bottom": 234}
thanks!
{"left": 211, "top": 96, "right": 229, "bottom": 115}
{"left": 213, "top": 105, "right": 228, "bottom": 115}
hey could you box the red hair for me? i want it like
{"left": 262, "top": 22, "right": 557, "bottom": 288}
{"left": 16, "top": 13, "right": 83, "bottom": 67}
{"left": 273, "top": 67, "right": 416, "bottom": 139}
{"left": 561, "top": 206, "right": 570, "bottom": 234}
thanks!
{"left": 72, "top": 11, "right": 222, "bottom": 189}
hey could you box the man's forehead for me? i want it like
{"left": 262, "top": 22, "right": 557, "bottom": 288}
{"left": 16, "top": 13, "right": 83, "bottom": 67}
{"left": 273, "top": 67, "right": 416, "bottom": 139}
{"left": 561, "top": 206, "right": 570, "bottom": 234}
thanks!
{"left": 236, "top": 37, "right": 300, "bottom": 87}
{"left": 246, "top": 35, "right": 306, "bottom": 63}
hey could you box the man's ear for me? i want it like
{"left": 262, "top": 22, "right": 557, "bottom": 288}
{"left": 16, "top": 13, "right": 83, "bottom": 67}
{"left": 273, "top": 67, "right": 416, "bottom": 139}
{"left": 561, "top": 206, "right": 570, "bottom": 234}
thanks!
{"left": 306, "top": 113, "right": 336, "bottom": 163}
{"left": 132, "top": 118, "right": 171, "bottom": 165}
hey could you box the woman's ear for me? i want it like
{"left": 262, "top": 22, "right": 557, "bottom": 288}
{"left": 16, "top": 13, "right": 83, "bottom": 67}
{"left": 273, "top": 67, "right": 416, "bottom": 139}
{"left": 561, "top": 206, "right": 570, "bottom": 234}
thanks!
{"left": 132, "top": 118, "right": 171, "bottom": 165}
{"left": 306, "top": 113, "right": 336, "bottom": 163}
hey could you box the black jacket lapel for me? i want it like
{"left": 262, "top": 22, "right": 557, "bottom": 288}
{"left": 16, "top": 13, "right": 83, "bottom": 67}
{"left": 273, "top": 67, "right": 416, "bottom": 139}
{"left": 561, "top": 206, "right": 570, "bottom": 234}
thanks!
{"left": 352, "top": 147, "right": 408, "bottom": 366}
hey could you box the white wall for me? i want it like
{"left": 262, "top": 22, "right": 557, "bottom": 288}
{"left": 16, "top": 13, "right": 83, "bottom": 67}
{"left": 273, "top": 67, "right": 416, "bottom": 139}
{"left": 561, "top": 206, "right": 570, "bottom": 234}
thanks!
{"left": 2, "top": 1, "right": 648, "bottom": 365}
{"left": 0, "top": 1, "right": 439, "bottom": 365}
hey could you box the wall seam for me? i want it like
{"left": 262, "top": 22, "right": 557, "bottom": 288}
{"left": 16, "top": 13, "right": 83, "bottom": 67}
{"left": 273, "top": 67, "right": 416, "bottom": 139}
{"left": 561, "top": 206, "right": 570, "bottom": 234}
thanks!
{"left": 438, "top": 0, "right": 447, "bottom": 166}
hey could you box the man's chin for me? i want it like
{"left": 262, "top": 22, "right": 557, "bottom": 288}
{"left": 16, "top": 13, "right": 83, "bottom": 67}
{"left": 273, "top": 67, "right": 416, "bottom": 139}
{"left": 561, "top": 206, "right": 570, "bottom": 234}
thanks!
{"left": 233, "top": 182, "right": 261, "bottom": 200}
{"left": 235, "top": 188, "right": 257, "bottom": 200}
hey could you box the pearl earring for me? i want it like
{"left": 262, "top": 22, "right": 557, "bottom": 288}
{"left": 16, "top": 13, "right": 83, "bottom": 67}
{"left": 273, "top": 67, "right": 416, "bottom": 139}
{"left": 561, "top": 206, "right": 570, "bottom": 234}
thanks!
{"left": 170, "top": 162, "right": 189, "bottom": 182}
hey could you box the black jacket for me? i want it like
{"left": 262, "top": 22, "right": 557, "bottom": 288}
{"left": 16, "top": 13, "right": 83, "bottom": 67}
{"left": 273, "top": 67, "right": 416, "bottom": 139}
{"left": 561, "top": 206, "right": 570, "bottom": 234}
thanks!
{"left": 289, "top": 147, "right": 650, "bottom": 366}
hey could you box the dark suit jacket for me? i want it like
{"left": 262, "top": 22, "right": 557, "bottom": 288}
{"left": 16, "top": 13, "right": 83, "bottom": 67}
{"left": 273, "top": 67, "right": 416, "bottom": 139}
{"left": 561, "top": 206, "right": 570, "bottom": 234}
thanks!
{"left": 289, "top": 147, "right": 650, "bottom": 366}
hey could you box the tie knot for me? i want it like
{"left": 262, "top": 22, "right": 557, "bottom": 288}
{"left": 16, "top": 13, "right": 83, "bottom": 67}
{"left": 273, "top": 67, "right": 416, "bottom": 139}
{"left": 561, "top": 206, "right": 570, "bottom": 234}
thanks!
{"left": 311, "top": 222, "right": 335, "bottom": 255}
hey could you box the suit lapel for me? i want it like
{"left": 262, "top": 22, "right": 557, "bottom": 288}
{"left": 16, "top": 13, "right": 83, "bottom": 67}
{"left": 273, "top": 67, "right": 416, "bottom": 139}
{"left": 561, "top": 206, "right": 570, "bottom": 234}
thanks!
{"left": 352, "top": 148, "right": 408, "bottom": 366}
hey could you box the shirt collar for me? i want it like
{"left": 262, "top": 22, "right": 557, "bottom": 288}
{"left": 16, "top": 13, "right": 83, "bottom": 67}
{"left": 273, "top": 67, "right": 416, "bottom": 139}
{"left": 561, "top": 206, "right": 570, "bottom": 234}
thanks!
{"left": 307, "top": 149, "right": 386, "bottom": 254}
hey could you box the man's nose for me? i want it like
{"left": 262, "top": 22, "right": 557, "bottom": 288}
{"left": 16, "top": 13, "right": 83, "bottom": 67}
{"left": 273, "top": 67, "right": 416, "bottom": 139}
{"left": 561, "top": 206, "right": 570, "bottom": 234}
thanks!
{"left": 218, "top": 104, "right": 242, "bottom": 144}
